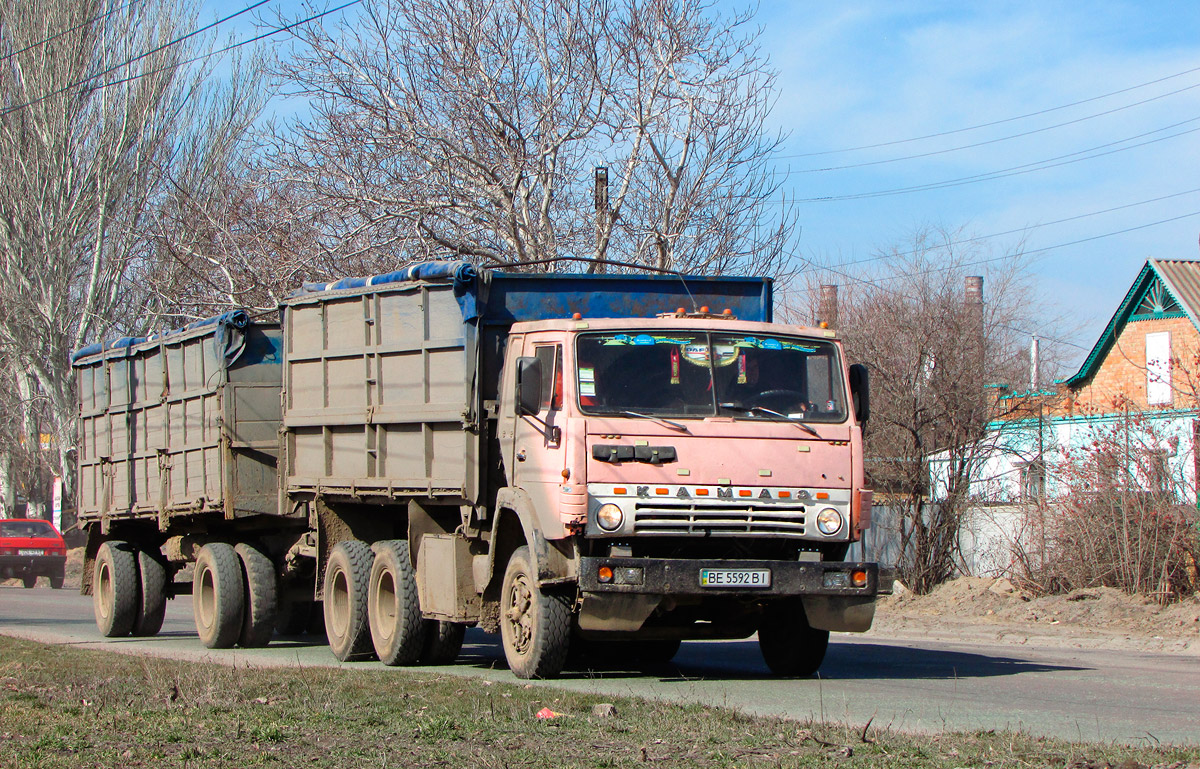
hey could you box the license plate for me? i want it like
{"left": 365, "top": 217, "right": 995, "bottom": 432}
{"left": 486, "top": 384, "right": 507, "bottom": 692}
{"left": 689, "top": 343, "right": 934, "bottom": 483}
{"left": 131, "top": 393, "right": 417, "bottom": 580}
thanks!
{"left": 699, "top": 568, "right": 771, "bottom": 588}
{"left": 18, "top": 549, "right": 43, "bottom": 556}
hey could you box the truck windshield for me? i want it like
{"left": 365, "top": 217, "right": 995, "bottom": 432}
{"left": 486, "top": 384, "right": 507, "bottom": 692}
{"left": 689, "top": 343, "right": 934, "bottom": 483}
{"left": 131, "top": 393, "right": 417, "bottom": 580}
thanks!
{"left": 575, "top": 331, "right": 847, "bottom": 422}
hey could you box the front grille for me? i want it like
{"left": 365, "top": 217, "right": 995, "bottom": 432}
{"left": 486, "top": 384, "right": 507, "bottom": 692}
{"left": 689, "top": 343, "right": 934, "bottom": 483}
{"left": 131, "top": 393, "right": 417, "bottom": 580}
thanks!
{"left": 633, "top": 501, "right": 807, "bottom": 537}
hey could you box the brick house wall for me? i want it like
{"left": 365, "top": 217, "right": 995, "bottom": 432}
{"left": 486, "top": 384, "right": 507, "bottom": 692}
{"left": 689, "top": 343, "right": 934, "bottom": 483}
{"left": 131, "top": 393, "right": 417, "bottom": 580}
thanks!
{"left": 1065, "top": 315, "right": 1200, "bottom": 416}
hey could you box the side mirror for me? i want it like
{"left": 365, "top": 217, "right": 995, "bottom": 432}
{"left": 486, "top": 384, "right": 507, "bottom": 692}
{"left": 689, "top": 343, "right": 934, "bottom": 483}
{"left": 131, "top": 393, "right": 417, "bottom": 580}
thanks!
{"left": 516, "top": 356, "right": 543, "bottom": 416}
{"left": 849, "top": 363, "right": 870, "bottom": 424}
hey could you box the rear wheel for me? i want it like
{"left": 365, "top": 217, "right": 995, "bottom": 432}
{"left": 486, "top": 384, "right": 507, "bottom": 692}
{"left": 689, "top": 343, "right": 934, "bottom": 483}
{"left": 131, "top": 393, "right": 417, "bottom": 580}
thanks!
{"left": 49, "top": 569, "right": 64, "bottom": 590}
{"left": 193, "top": 543, "right": 245, "bottom": 649}
{"left": 94, "top": 541, "right": 138, "bottom": 637}
{"left": 499, "top": 546, "right": 570, "bottom": 679}
{"left": 420, "top": 621, "right": 466, "bottom": 665}
{"left": 131, "top": 550, "right": 167, "bottom": 637}
{"left": 758, "top": 601, "right": 829, "bottom": 677}
{"left": 367, "top": 540, "right": 425, "bottom": 666}
{"left": 235, "top": 543, "right": 277, "bottom": 648}
{"left": 21, "top": 574, "right": 36, "bottom": 589}
{"left": 323, "top": 540, "right": 374, "bottom": 661}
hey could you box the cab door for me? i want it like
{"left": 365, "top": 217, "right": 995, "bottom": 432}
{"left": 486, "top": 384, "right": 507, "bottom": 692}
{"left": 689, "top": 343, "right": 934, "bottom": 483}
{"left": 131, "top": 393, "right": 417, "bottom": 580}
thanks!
{"left": 510, "top": 336, "right": 566, "bottom": 528}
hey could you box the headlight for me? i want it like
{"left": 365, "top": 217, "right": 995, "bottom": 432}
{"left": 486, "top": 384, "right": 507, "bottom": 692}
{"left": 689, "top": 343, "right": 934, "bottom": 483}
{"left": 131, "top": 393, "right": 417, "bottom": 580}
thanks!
{"left": 815, "top": 507, "right": 843, "bottom": 535}
{"left": 595, "top": 503, "right": 625, "bottom": 532}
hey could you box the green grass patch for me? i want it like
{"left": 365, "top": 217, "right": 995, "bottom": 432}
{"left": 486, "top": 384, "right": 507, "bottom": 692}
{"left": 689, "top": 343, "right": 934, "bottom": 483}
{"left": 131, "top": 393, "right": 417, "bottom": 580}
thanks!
{"left": 0, "top": 635, "right": 1194, "bottom": 768}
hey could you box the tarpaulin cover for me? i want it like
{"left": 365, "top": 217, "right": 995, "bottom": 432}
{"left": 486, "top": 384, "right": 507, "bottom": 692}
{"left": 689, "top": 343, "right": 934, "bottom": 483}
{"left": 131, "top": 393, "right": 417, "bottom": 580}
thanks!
{"left": 71, "top": 309, "right": 253, "bottom": 366}
{"left": 293, "top": 261, "right": 480, "bottom": 320}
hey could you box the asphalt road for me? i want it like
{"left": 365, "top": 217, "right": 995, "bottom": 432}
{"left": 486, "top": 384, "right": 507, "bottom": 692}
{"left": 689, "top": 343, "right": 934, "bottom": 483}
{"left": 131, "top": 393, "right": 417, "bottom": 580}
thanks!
{"left": 2, "top": 585, "right": 1197, "bottom": 746}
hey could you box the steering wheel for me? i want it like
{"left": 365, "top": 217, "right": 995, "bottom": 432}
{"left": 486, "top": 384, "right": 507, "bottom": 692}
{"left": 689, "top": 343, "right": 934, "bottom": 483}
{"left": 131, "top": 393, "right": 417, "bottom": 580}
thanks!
{"left": 749, "top": 389, "right": 808, "bottom": 411}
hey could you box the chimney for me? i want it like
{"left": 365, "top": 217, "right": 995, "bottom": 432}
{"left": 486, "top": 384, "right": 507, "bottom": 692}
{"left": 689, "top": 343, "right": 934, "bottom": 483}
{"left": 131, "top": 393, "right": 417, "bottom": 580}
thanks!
{"left": 965, "top": 276, "right": 984, "bottom": 352}
{"left": 817, "top": 284, "right": 839, "bottom": 328}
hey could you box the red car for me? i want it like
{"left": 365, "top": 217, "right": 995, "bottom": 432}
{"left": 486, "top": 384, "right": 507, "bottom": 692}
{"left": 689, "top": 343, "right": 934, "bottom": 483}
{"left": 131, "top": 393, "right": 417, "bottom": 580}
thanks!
{"left": 0, "top": 518, "right": 67, "bottom": 588}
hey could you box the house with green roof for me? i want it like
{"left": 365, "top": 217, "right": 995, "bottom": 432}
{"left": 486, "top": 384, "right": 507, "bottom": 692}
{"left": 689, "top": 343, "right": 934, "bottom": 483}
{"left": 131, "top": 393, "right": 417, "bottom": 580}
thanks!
{"left": 928, "top": 259, "right": 1200, "bottom": 575}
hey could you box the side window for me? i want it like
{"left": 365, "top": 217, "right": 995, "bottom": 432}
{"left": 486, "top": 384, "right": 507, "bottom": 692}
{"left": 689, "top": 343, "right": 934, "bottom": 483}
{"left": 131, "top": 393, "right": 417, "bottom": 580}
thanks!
{"left": 534, "top": 345, "right": 563, "bottom": 411}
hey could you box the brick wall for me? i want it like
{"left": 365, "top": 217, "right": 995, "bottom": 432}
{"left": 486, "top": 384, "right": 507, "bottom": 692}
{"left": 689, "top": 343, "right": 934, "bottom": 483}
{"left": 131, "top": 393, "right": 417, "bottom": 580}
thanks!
{"left": 1065, "top": 316, "right": 1200, "bottom": 415}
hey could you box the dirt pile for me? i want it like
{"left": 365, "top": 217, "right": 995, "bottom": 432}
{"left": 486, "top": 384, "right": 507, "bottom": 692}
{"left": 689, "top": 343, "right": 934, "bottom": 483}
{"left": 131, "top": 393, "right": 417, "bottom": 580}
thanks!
{"left": 873, "top": 575, "right": 1200, "bottom": 653}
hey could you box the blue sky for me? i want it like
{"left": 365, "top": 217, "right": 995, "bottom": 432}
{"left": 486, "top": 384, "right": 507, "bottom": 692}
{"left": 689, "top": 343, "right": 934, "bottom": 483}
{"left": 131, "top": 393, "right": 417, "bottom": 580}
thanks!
{"left": 203, "top": 0, "right": 1200, "bottom": 369}
{"left": 747, "top": 1, "right": 1200, "bottom": 368}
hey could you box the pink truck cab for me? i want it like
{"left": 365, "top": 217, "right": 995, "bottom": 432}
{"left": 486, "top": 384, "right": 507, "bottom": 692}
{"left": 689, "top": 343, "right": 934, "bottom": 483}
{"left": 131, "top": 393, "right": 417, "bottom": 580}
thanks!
{"left": 496, "top": 311, "right": 878, "bottom": 676}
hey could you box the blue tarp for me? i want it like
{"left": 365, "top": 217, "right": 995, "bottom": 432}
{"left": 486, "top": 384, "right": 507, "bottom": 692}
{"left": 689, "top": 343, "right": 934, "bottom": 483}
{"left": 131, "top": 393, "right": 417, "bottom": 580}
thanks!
{"left": 71, "top": 309, "right": 253, "bottom": 365}
{"left": 292, "top": 260, "right": 480, "bottom": 320}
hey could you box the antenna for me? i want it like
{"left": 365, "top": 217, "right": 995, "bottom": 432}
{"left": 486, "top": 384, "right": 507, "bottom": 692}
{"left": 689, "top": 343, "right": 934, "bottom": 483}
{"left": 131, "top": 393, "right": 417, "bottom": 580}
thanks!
{"left": 677, "top": 272, "right": 698, "bottom": 312}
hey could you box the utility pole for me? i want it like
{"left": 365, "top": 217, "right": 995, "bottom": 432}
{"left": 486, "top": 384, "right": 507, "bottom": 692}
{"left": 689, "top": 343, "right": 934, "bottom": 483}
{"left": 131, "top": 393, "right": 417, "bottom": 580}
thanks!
{"left": 591, "top": 166, "right": 609, "bottom": 274}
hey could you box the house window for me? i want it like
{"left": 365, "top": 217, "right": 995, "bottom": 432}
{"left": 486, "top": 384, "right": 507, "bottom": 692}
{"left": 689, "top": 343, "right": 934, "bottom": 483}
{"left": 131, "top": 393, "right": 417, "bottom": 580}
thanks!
{"left": 1145, "top": 331, "right": 1172, "bottom": 405}
{"left": 1019, "top": 461, "right": 1045, "bottom": 502}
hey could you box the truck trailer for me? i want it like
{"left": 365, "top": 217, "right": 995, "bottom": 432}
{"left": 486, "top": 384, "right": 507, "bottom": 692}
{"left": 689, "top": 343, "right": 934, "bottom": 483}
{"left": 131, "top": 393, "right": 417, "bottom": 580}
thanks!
{"left": 72, "top": 262, "right": 880, "bottom": 678}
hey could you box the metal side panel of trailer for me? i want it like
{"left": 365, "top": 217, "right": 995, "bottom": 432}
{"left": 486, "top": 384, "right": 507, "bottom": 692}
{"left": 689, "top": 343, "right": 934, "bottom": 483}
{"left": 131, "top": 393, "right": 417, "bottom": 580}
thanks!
{"left": 74, "top": 319, "right": 284, "bottom": 527}
{"left": 283, "top": 278, "right": 478, "bottom": 503}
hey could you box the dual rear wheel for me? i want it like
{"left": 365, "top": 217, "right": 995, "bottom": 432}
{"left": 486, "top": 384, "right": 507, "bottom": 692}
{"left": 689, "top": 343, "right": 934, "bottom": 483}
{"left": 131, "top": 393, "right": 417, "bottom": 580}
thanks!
{"left": 94, "top": 540, "right": 168, "bottom": 638}
{"left": 92, "top": 539, "right": 278, "bottom": 649}
{"left": 191, "top": 542, "right": 278, "bottom": 649}
{"left": 322, "top": 538, "right": 465, "bottom": 666}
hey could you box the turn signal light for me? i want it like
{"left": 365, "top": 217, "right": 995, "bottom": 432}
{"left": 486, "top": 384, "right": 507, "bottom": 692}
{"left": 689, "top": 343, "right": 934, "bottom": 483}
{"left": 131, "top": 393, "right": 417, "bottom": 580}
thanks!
{"left": 598, "top": 566, "right": 614, "bottom": 583}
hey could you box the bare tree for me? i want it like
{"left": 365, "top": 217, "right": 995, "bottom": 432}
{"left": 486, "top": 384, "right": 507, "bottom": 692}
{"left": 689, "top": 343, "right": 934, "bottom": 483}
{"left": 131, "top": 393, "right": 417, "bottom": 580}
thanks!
{"left": 792, "top": 229, "right": 1068, "bottom": 592}
{"left": 268, "top": 0, "right": 796, "bottom": 276}
{"left": 0, "top": 0, "right": 263, "bottom": 517}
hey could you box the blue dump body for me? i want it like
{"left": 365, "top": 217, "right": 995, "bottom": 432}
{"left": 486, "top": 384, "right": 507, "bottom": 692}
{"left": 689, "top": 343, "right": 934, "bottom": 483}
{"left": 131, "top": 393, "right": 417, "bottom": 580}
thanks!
{"left": 481, "top": 271, "right": 772, "bottom": 325}
{"left": 292, "top": 261, "right": 773, "bottom": 327}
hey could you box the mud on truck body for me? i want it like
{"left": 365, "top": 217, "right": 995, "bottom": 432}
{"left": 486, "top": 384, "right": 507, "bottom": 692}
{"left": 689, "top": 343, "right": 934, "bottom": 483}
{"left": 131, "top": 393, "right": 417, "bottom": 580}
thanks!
{"left": 73, "top": 262, "right": 880, "bottom": 678}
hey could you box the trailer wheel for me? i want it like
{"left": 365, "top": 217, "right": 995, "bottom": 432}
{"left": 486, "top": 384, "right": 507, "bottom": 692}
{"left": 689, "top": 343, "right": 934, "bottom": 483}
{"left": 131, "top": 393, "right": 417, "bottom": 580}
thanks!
{"left": 235, "top": 543, "right": 277, "bottom": 648}
{"left": 758, "top": 600, "right": 829, "bottom": 677}
{"left": 367, "top": 540, "right": 425, "bottom": 665}
{"left": 499, "top": 546, "right": 570, "bottom": 679}
{"left": 420, "top": 621, "right": 466, "bottom": 665}
{"left": 131, "top": 550, "right": 167, "bottom": 637}
{"left": 193, "top": 543, "right": 245, "bottom": 649}
{"left": 94, "top": 541, "right": 138, "bottom": 637}
{"left": 21, "top": 574, "right": 36, "bottom": 588}
{"left": 323, "top": 540, "right": 375, "bottom": 661}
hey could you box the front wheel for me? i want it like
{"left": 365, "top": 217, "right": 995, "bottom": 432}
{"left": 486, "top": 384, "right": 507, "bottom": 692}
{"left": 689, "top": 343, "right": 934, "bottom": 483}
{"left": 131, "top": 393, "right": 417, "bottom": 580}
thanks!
{"left": 758, "top": 600, "right": 829, "bottom": 677}
{"left": 499, "top": 546, "right": 570, "bottom": 679}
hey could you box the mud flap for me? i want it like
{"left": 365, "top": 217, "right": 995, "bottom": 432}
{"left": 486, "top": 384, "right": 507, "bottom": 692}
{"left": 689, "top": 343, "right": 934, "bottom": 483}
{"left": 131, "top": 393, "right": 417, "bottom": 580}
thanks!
{"left": 577, "top": 592, "right": 662, "bottom": 632}
{"left": 801, "top": 595, "right": 876, "bottom": 632}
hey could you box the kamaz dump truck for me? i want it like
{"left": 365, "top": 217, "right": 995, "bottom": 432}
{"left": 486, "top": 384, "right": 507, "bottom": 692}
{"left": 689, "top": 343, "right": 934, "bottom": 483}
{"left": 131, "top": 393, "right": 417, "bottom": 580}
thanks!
{"left": 73, "top": 262, "right": 879, "bottom": 678}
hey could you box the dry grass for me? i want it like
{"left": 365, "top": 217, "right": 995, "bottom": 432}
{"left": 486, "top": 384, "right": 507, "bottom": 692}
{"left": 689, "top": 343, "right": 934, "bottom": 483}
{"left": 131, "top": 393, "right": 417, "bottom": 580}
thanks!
{"left": 0, "top": 636, "right": 1196, "bottom": 768}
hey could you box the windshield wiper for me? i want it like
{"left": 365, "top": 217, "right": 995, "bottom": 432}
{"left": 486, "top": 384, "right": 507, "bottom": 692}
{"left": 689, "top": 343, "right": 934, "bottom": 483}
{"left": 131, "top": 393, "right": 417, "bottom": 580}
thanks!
{"left": 718, "top": 403, "right": 820, "bottom": 437}
{"left": 620, "top": 410, "right": 689, "bottom": 432}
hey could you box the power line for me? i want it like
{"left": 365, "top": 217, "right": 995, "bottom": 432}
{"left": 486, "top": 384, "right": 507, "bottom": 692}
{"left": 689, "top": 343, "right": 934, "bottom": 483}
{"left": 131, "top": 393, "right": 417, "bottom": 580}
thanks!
{"left": 797, "top": 115, "right": 1200, "bottom": 203}
{"left": 0, "top": 0, "right": 274, "bottom": 118}
{"left": 803, "top": 209, "right": 1200, "bottom": 349}
{"left": 825, "top": 187, "right": 1200, "bottom": 271}
{"left": 0, "top": 1, "right": 139, "bottom": 65}
{"left": 788, "top": 63, "right": 1200, "bottom": 158}
{"left": 81, "top": 1, "right": 361, "bottom": 96}
{"left": 792, "top": 80, "right": 1200, "bottom": 173}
